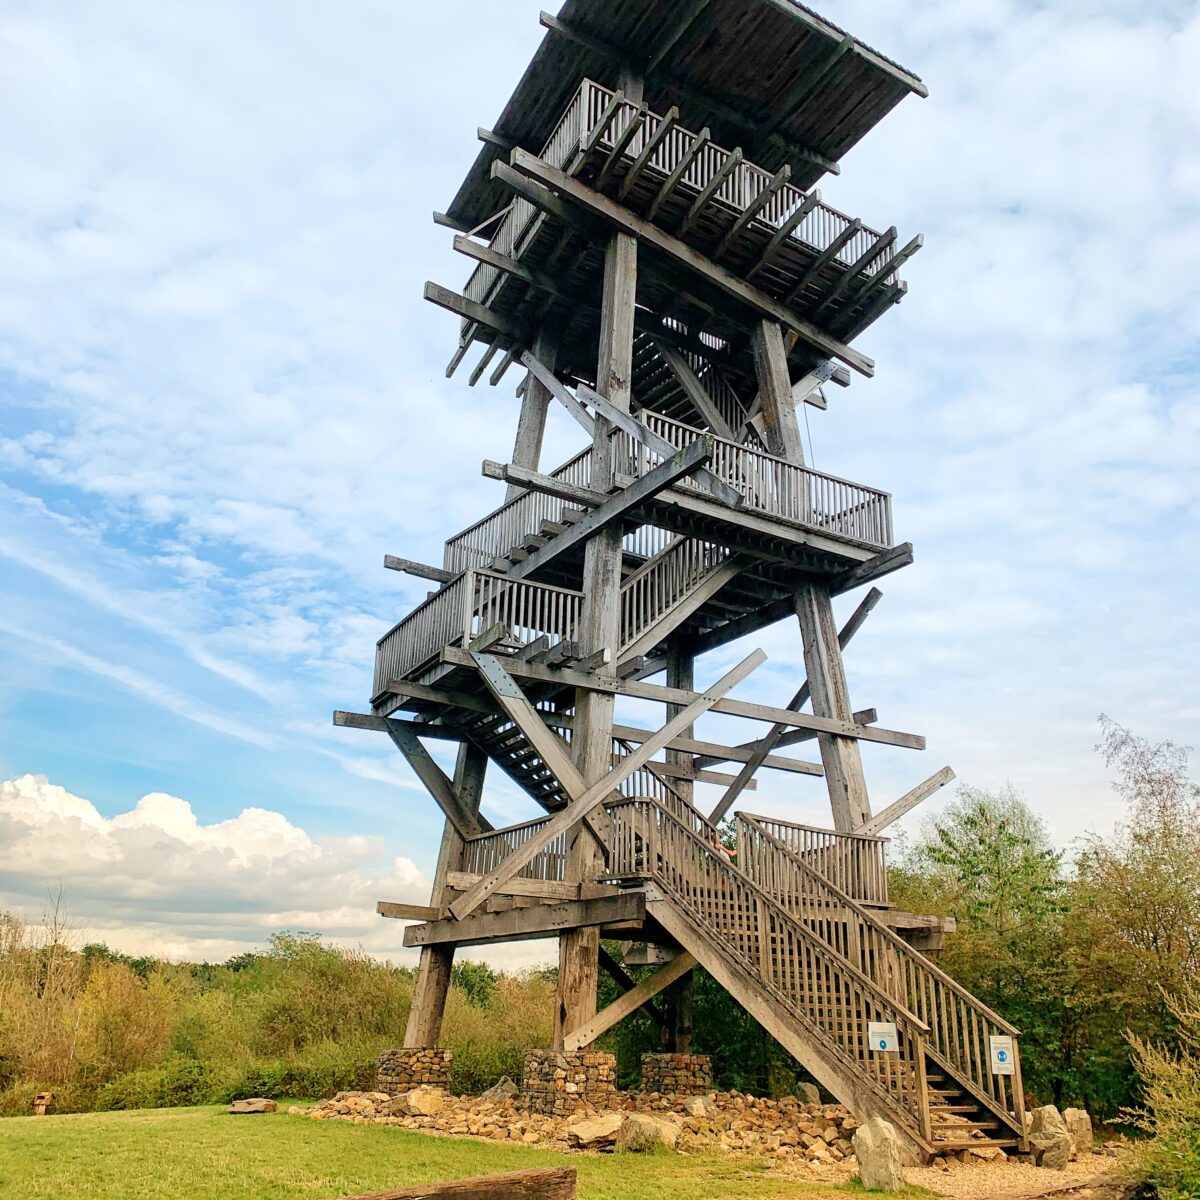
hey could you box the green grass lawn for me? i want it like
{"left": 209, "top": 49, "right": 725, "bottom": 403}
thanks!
{"left": 0, "top": 1105, "right": 932, "bottom": 1200}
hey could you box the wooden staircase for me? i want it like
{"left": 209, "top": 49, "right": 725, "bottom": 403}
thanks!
{"left": 599, "top": 796, "right": 1026, "bottom": 1162}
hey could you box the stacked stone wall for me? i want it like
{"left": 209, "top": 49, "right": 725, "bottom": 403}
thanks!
{"left": 640, "top": 1052, "right": 712, "bottom": 1095}
{"left": 521, "top": 1050, "right": 616, "bottom": 1115}
{"left": 376, "top": 1048, "right": 452, "bottom": 1094}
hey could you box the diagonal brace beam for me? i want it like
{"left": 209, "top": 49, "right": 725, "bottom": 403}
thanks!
{"left": 563, "top": 951, "right": 698, "bottom": 1050}
{"left": 450, "top": 649, "right": 766, "bottom": 920}
{"left": 708, "top": 586, "right": 882, "bottom": 824}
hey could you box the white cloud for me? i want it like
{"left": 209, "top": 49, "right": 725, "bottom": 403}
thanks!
{"left": 0, "top": 773, "right": 431, "bottom": 960}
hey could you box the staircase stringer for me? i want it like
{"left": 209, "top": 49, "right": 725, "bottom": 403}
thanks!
{"left": 646, "top": 892, "right": 936, "bottom": 1162}
{"left": 737, "top": 815, "right": 1027, "bottom": 1143}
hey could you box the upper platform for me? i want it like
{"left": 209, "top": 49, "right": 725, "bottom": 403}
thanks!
{"left": 447, "top": 0, "right": 927, "bottom": 231}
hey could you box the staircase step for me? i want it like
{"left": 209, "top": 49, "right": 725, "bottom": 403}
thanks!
{"left": 934, "top": 1139, "right": 1019, "bottom": 1152}
{"left": 930, "top": 1104, "right": 979, "bottom": 1114}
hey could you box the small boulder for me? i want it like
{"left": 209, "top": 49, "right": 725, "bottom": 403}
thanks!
{"left": 1029, "top": 1105, "right": 1073, "bottom": 1170}
{"left": 1062, "top": 1108, "right": 1094, "bottom": 1159}
{"left": 852, "top": 1117, "right": 906, "bottom": 1192}
{"left": 388, "top": 1086, "right": 447, "bottom": 1117}
{"left": 617, "top": 1113, "right": 680, "bottom": 1153}
{"left": 683, "top": 1095, "right": 714, "bottom": 1117}
{"left": 567, "top": 1112, "right": 624, "bottom": 1149}
{"left": 795, "top": 1082, "right": 821, "bottom": 1106}
{"left": 480, "top": 1076, "right": 519, "bottom": 1103}
{"left": 228, "top": 1098, "right": 277, "bottom": 1115}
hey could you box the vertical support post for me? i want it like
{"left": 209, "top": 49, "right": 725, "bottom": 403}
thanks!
{"left": 554, "top": 227, "right": 638, "bottom": 1049}
{"left": 794, "top": 580, "right": 871, "bottom": 830}
{"left": 660, "top": 969, "right": 695, "bottom": 1053}
{"left": 665, "top": 641, "right": 695, "bottom": 809}
{"left": 753, "top": 316, "right": 870, "bottom": 831}
{"left": 403, "top": 743, "right": 487, "bottom": 1047}
{"left": 507, "top": 329, "right": 558, "bottom": 500}
{"left": 752, "top": 318, "right": 805, "bottom": 465}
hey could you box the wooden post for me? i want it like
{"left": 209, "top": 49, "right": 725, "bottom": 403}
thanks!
{"left": 508, "top": 330, "right": 558, "bottom": 501}
{"left": 404, "top": 743, "right": 487, "bottom": 1047}
{"left": 555, "top": 227, "right": 638, "bottom": 1049}
{"left": 751, "top": 316, "right": 871, "bottom": 831}
{"left": 665, "top": 641, "right": 695, "bottom": 808}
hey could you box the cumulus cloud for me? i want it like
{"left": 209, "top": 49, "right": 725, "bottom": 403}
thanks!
{"left": 0, "top": 773, "right": 432, "bottom": 961}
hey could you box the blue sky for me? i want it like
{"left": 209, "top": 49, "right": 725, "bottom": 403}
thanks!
{"left": 1, "top": 0, "right": 1197, "bottom": 964}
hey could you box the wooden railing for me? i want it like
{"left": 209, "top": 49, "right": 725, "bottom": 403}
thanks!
{"left": 619, "top": 535, "right": 730, "bottom": 652}
{"left": 619, "top": 412, "right": 893, "bottom": 549}
{"left": 373, "top": 570, "right": 582, "bottom": 698}
{"left": 463, "top": 80, "right": 901, "bottom": 317}
{"left": 462, "top": 816, "right": 568, "bottom": 883}
{"left": 736, "top": 815, "right": 1026, "bottom": 1135}
{"left": 739, "top": 814, "right": 890, "bottom": 906}
{"left": 605, "top": 797, "right": 932, "bottom": 1143}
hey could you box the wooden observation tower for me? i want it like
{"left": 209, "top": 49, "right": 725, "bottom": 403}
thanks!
{"left": 337, "top": 0, "right": 1028, "bottom": 1161}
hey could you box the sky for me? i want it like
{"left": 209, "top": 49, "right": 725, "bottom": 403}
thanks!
{"left": 1, "top": 0, "right": 1197, "bottom": 968}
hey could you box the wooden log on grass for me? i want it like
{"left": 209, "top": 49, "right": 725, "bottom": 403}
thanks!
{"left": 333, "top": 1167, "right": 576, "bottom": 1199}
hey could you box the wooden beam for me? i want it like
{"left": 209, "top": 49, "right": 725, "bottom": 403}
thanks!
{"left": 707, "top": 586, "right": 882, "bottom": 822}
{"left": 403, "top": 893, "right": 645, "bottom": 948}
{"left": 334, "top": 710, "right": 463, "bottom": 742}
{"left": 647, "top": 127, "right": 711, "bottom": 222}
{"left": 385, "top": 719, "right": 492, "bottom": 840}
{"left": 618, "top": 106, "right": 679, "bottom": 201}
{"left": 563, "top": 952, "right": 698, "bottom": 1051}
{"left": 858, "top": 767, "right": 956, "bottom": 836}
{"left": 714, "top": 165, "right": 791, "bottom": 261}
{"left": 831, "top": 543, "right": 913, "bottom": 595}
{"left": 481, "top": 461, "right": 606, "bottom": 508}
{"left": 505, "top": 426, "right": 715, "bottom": 582}
{"left": 449, "top": 650, "right": 765, "bottom": 920}
{"left": 595, "top": 104, "right": 649, "bottom": 191}
{"left": 424, "top": 281, "right": 526, "bottom": 342}
{"left": 336, "top": 1166, "right": 577, "bottom": 1200}
{"left": 784, "top": 219, "right": 863, "bottom": 305}
{"left": 642, "top": 0, "right": 710, "bottom": 73}
{"left": 380, "top": 678, "right": 495, "bottom": 716}
{"left": 439, "top": 647, "right": 924, "bottom": 750}
{"left": 498, "top": 153, "right": 874, "bottom": 377}
{"left": 747, "top": 189, "right": 824, "bottom": 280}
{"left": 378, "top": 901, "right": 442, "bottom": 922}
{"left": 813, "top": 227, "right": 898, "bottom": 319}
{"left": 654, "top": 341, "right": 735, "bottom": 439}
{"left": 383, "top": 555, "right": 454, "bottom": 584}
{"left": 678, "top": 148, "right": 743, "bottom": 237}
{"left": 598, "top": 945, "right": 664, "bottom": 1028}
{"left": 444, "top": 873, "right": 618, "bottom": 903}
{"left": 518, "top": 351, "right": 597, "bottom": 438}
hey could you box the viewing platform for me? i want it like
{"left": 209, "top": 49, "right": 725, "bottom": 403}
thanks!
{"left": 445, "top": 78, "right": 918, "bottom": 386}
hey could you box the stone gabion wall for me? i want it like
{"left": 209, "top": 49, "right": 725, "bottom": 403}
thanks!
{"left": 640, "top": 1052, "right": 713, "bottom": 1095}
{"left": 376, "top": 1048, "right": 452, "bottom": 1094}
{"left": 521, "top": 1050, "right": 617, "bottom": 1115}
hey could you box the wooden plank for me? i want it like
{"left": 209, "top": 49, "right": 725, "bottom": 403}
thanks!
{"left": 647, "top": 127, "right": 711, "bottom": 222}
{"left": 438, "top": 648, "right": 924, "bottom": 750}
{"left": 504, "top": 425, "right": 715, "bottom": 581}
{"left": 747, "top": 188, "right": 823, "bottom": 280}
{"left": 333, "top": 710, "right": 463, "bottom": 742}
{"left": 385, "top": 720, "right": 492, "bottom": 840}
{"left": 714, "top": 165, "right": 791, "bottom": 261}
{"left": 424, "top": 282, "right": 526, "bottom": 341}
{"left": 383, "top": 556, "right": 455, "bottom": 584}
{"left": 497, "top": 153, "right": 874, "bottom": 377}
{"left": 444, "top": 873, "right": 618, "bottom": 902}
{"left": 858, "top": 767, "right": 956, "bottom": 836}
{"left": 449, "top": 650, "right": 766, "bottom": 920}
{"left": 831, "top": 543, "right": 913, "bottom": 595}
{"left": 404, "top": 893, "right": 645, "bottom": 948}
{"left": 378, "top": 901, "right": 442, "bottom": 922}
{"left": 380, "top": 679, "right": 496, "bottom": 716}
{"left": 598, "top": 945, "right": 664, "bottom": 1028}
{"left": 482, "top": 461, "right": 607, "bottom": 508}
{"left": 707, "top": 586, "right": 882, "bottom": 822}
{"left": 618, "top": 106, "right": 678, "bottom": 201}
{"left": 654, "top": 341, "right": 735, "bottom": 439}
{"left": 335, "top": 1166, "right": 576, "bottom": 1200}
{"left": 563, "top": 952, "right": 698, "bottom": 1051}
{"left": 753, "top": 318, "right": 805, "bottom": 463}
{"left": 678, "top": 148, "right": 742, "bottom": 237}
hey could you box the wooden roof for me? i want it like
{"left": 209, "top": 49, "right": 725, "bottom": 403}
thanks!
{"left": 446, "top": 0, "right": 926, "bottom": 229}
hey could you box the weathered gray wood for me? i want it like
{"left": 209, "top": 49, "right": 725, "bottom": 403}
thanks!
{"left": 679, "top": 148, "right": 742, "bottom": 237}
{"left": 404, "top": 893, "right": 645, "bottom": 948}
{"left": 333, "top": 710, "right": 463, "bottom": 742}
{"left": 384, "top": 556, "right": 455, "bottom": 584}
{"left": 655, "top": 341, "right": 735, "bottom": 439}
{"left": 795, "top": 579, "right": 871, "bottom": 831}
{"left": 438, "top": 647, "right": 924, "bottom": 751}
{"left": 708, "top": 586, "right": 883, "bottom": 823}
{"left": 747, "top": 188, "right": 824, "bottom": 280}
{"left": 444, "top": 873, "right": 618, "bottom": 902}
{"left": 831, "top": 543, "right": 914, "bottom": 594}
{"left": 858, "top": 767, "right": 956, "bottom": 835}
{"left": 505, "top": 432, "right": 714, "bottom": 582}
{"left": 335, "top": 1166, "right": 576, "bottom": 1200}
{"left": 481, "top": 461, "right": 607, "bottom": 508}
{"left": 424, "top": 281, "right": 526, "bottom": 341}
{"left": 714, "top": 165, "right": 790, "bottom": 261}
{"left": 753, "top": 318, "right": 805, "bottom": 464}
{"left": 647, "top": 127, "right": 711, "bottom": 222}
{"left": 618, "top": 105, "right": 679, "bottom": 201}
{"left": 384, "top": 720, "right": 493, "bottom": 841}
{"left": 497, "top": 153, "right": 874, "bottom": 377}
{"left": 508, "top": 330, "right": 558, "bottom": 500}
{"left": 378, "top": 901, "right": 442, "bottom": 922}
{"left": 563, "top": 951, "right": 698, "bottom": 1051}
{"left": 784, "top": 218, "right": 864, "bottom": 304}
{"left": 598, "top": 944, "right": 664, "bottom": 1028}
{"left": 449, "top": 650, "right": 765, "bottom": 921}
